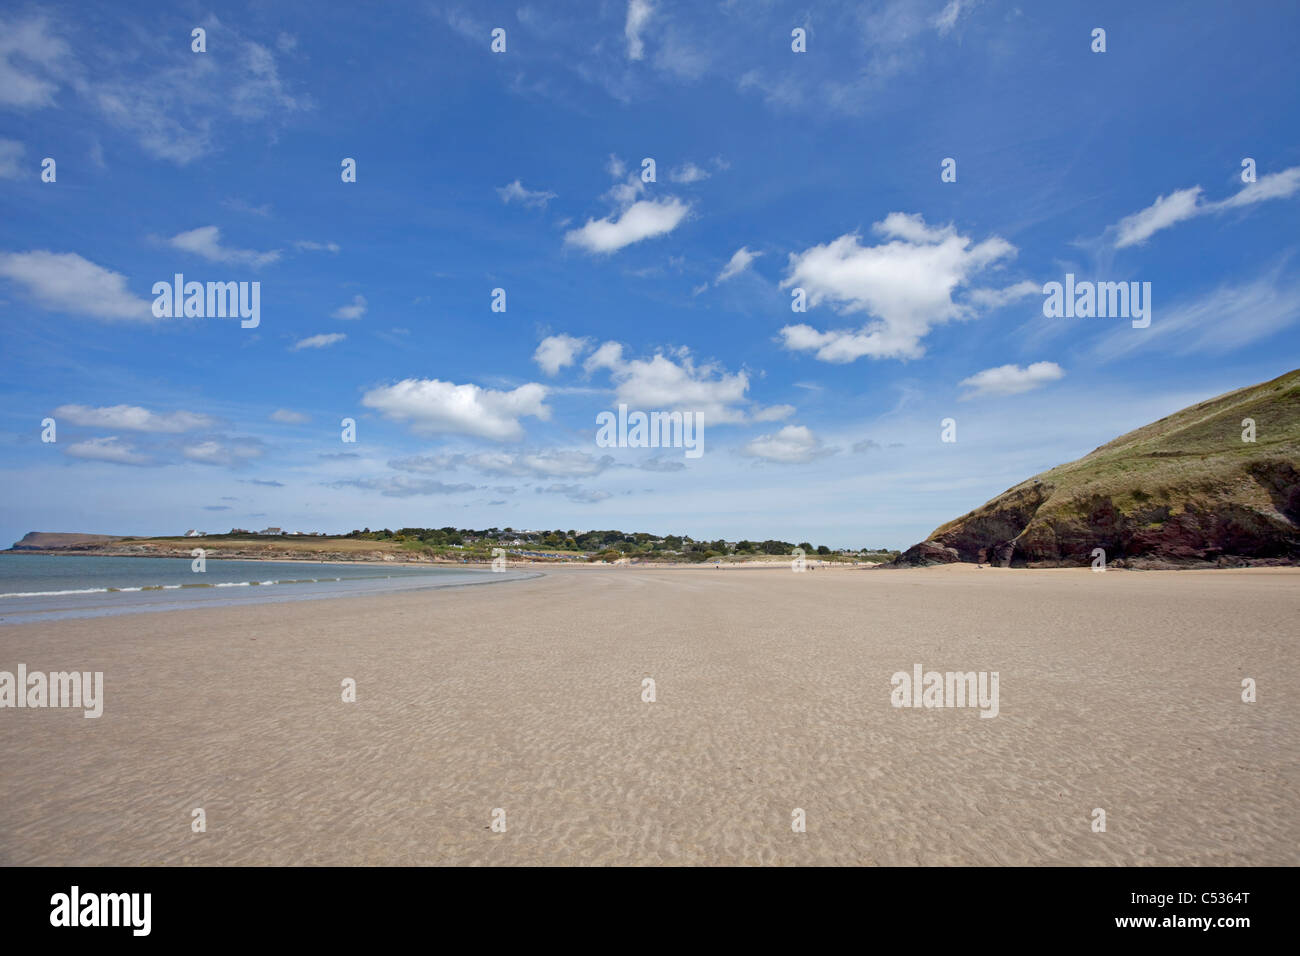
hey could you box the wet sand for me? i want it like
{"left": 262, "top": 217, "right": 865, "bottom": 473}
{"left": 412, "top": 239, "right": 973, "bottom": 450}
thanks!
{"left": 1, "top": 565, "right": 1295, "bottom": 865}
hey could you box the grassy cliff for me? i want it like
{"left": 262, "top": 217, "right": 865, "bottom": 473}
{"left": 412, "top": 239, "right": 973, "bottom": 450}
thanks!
{"left": 894, "top": 368, "right": 1300, "bottom": 568}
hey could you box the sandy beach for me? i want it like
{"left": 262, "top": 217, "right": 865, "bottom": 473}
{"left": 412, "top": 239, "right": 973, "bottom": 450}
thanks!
{"left": 1, "top": 565, "right": 1295, "bottom": 866}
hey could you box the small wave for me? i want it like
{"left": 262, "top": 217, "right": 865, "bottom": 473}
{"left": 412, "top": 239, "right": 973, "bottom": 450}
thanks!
{"left": 0, "top": 587, "right": 110, "bottom": 598}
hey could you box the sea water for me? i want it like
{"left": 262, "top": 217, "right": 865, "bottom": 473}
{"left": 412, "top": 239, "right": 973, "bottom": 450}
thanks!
{"left": 0, "top": 554, "right": 531, "bottom": 624}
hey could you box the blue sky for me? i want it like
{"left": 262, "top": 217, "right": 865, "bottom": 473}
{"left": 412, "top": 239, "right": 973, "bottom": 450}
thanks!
{"left": 2, "top": 0, "right": 1298, "bottom": 550}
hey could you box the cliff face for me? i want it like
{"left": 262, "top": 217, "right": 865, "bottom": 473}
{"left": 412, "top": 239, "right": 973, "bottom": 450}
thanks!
{"left": 893, "top": 369, "right": 1300, "bottom": 568}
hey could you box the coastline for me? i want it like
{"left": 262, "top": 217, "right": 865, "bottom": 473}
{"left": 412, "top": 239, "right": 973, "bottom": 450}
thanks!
{"left": 0, "top": 555, "right": 543, "bottom": 625}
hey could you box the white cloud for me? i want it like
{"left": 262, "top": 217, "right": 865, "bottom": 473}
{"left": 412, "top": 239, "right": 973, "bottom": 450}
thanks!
{"left": 965, "top": 280, "right": 1040, "bottom": 310}
{"left": 534, "top": 334, "right": 590, "bottom": 375}
{"left": 739, "top": 425, "right": 833, "bottom": 464}
{"left": 168, "top": 226, "right": 281, "bottom": 268}
{"left": 64, "top": 436, "right": 150, "bottom": 466}
{"left": 0, "top": 138, "right": 24, "bottom": 178}
{"left": 591, "top": 343, "right": 751, "bottom": 424}
{"left": 89, "top": 27, "right": 311, "bottom": 164}
{"left": 291, "top": 333, "right": 346, "bottom": 350}
{"left": 565, "top": 197, "right": 690, "bottom": 253}
{"left": 292, "top": 240, "right": 340, "bottom": 253}
{"left": 52, "top": 404, "right": 216, "bottom": 432}
{"left": 497, "top": 179, "right": 557, "bottom": 208}
{"left": 958, "top": 361, "right": 1064, "bottom": 399}
{"left": 224, "top": 198, "right": 273, "bottom": 217}
{"left": 716, "top": 246, "right": 762, "bottom": 282}
{"left": 752, "top": 404, "right": 795, "bottom": 422}
{"left": 1113, "top": 167, "right": 1300, "bottom": 248}
{"left": 537, "top": 483, "right": 611, "bottom": 503}
{"left": 1216, "top": 166, "right": 1300, "bottom": 209}
{"left": 625, "top": 0, "right": 654, "bottom": 60}
{"left": 778, "top": 213, "right": 1017, "bottom": 362}
{"left": 583, "top": 340, "right": 625, "bottom": 373}
{"left": 605, "top": 174, "right": 646, "bottom": 206}
{"left": 361, "top": 379, "right": 551, "bottom": 441}
{"left": 331, "top": 294, "right": 367, "bottom": 320}
{"left": 328, "top": 476, "right": 477, "bottom": 498}
{"left": 0, "top": 251, "right": 152, "bottom": 321}
{"left": 1113, "top": 187, "right": 1204, "bottom": 248}
{"left": 392, "top": 449, "right": 614, "bottom": 479}
{"left": 933, "top": 0, "right": 979, "bottom": 35}
{"left": 579, "top": 339, "right": 789, "bottom": 426}
{"left": 270, "top": 408, "right": 310, "bottom": 424}
{"left": 183, "top": 439, "right": 265, "bottom": 466}
{"left": 0, "top": 16, "right": 69, "bottom": 109}
{"left": 654, "top": 33, "right": 709, "bottom": 80}
{"left": 669, "top": 162, "right": 709, "bottom": 184}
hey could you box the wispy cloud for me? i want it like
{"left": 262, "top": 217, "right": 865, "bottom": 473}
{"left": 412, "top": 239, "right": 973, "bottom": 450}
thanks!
{"left": 167, "top": 226, "right": 280, "bottom": 268}
{"left": 327, "top": 476, "right": 477, "bottom": 498}
{"left": 625, "top": 0, "right": 654, "bottom": 61}
{"left": 291, "top": 332, "right": 346, "bottom": 350}
{"left": 716, "top": 246, "right": 761, "bottom": 282}
{"left": 497, "top": 178, "right": 557, "bottom": 208}
{"left": 0, "top": 15, "right": 69, "bottom": 109}
{"left": 331, "top": 294, "right": 367, "bottom": 320}
{"left": 0, "top": 138, "right": 24, "bottom": 178}
{"left": 669, "top": 161, "right": 709, "bottom": 184}
{"left": 1113, "top": 167, "right": 1300, "bottom": 248}
{"left": 52, "top": 404, "right": 217, "bottom": 432}
{"left": 0, "top": 251, "right": 151, "bottom": 321}
{"left": 270, "top": 409, "right": 310, "bottom": 424}
{"left": 392, "top": 449, "right": 615, "bottom": 479}
{"left": 536, "top": 483, "right": 611, "bottom": 503}
{"left": 958, "top": 361, "right": 1064, "bottom": 399}
{"left": 1093, "top": 267, "right": 1300, "bottom": 361}
{"left": 64, "top": 436, "right": 151, "bottom": 466}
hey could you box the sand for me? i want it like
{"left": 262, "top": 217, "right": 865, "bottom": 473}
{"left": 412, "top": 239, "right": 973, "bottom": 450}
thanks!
{"left": 1, "top": 565, "right": 1296, "bottom": 866}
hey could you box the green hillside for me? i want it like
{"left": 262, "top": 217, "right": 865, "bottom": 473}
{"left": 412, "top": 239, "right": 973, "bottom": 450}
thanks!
{"left": 895, "top": 368, "right": 1300, "bottom": 568}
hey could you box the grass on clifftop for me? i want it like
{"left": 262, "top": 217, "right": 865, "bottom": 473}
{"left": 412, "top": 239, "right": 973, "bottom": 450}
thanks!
{"left": 932, "top": 367, "right": 1300, "bottom": 534}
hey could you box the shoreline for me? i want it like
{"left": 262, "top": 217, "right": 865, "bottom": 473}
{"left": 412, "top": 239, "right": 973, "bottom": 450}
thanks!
{"left": 0, "top": 556, "right": 544, "bottom": 625}
{"left": 7, "top": 546, "right": 1294, "bottom": 571}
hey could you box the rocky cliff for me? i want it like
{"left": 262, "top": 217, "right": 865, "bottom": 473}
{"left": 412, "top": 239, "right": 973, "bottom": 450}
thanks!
{"left": 892, "top": 368, "right": 1300, "bottom": 568}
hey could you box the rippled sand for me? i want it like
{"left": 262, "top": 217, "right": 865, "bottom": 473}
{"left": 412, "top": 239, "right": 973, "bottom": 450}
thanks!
{"left": 1, "top": 565, "right": 1295, "bottom": 865}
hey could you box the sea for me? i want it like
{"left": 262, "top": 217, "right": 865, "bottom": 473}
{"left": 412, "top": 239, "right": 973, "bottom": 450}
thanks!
{"left": 0, "top": 553, "right": 533, "bottom": 625}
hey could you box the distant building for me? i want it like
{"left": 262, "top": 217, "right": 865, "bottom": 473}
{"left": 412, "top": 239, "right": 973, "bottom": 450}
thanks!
{"left": 230, "top": 528, "right": 250, "bottom": 535}
{"left": 184, "top": 529, "right": 204, "bottom": 537}
{"left": 259, "top": 527, "right": 283, "bottom": 535}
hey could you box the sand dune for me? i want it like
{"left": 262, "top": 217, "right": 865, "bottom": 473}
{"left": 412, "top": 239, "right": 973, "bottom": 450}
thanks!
{"left": 1, "top": 565, "right": 1295, "bottom": 866}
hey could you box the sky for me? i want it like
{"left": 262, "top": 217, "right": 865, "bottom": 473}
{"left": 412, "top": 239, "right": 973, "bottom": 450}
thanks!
{"left": 1, "top": 0, "right": 1298, "bottom": 551}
